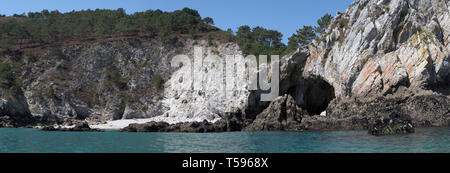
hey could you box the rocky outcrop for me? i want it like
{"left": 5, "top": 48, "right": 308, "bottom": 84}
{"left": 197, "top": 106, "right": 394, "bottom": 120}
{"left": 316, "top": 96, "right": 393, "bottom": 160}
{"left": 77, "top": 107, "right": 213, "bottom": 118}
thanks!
{"left": 0, "top": 92, "right": 35, "bottom": 127}
{"left": 302, "top": 0, "right": 450, "bottom": 97}
{"left": 213, "top": 108, "right": 252, "bottom": 132}
{"left": 368, "top": 112, "right": 415, "bottom": 136}
{"left": 120, "top": 108, "right": 253, "bottom": 133}
{"left": 120, "top": 120, "right": 217, "bottom": 133}
{"left": 160, "top": 41, "right": 249, "bottom": 123}
{"left": 300, "top": 90, "right": 449, "bottom": 131}
{"left": 2, "top": 0, "right": 450, "bottom": 133}
{"left": 239, "top": 0, "right": 450, "bottom": 133}
{"left": 41, "top": 122, "right": 103, "bottom": 132}
{"left": 1, "top": 38, "right": 246, "bottom": 126}
{"left": 244, "top": 95, "right": 308, "bottom": 131}
{"left": 0, "top": 94, "right": 31, "bottom": 118}
{"left": 119, "top": 0, "right": 449, "bottom": 133}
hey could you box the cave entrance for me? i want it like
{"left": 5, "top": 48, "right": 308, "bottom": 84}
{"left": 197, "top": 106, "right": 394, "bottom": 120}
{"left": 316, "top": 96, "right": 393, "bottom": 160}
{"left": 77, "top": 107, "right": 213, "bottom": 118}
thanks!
{"left": 427, "top": 76, "right": 450, "bottom": 96}
{"left": 288, "top": 77, "right": 335, "bottom": 116}
{"left": 304, "top": 77, "right": 335, "bottom": 115}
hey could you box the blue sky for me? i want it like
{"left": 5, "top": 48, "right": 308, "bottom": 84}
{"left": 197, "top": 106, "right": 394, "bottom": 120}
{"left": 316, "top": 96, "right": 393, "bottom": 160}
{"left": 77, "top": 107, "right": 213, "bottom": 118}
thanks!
{"left": 0, "top": 0, "right": 355, "bottom": 43}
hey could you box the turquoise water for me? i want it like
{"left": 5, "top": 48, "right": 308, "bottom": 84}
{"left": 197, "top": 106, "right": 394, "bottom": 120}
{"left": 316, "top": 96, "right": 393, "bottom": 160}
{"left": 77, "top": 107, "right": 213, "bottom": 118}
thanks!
{"left": 0, "top": 127, "right": 449, "bottom": 153}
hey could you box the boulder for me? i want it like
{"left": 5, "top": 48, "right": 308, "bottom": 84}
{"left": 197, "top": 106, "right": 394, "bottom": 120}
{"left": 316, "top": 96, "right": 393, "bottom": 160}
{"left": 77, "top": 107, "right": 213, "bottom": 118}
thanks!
{"left": 244, "top": 94, "right": 308, "bottom": 131}
{"left": 120, "top": 121, "right": 170, "bottom": 132}
{"left": 368, "top": 112, "right": 415, "bottom": 136}
{"left": 214, "top": 108, "right": 251, "bottom": 132}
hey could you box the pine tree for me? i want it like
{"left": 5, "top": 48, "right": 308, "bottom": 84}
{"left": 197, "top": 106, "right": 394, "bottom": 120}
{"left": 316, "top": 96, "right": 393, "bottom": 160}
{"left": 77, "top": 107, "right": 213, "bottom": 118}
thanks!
{"left": 315, "top": 13, "right": 333, "bottom": 34}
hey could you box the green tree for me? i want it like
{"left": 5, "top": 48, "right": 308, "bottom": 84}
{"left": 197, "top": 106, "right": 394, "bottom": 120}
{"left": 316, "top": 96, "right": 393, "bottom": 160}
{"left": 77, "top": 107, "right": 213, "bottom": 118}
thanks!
{"left": 0, "top": 62, "right": 21, "bottom": 96}
{"left": 287, "top": 25, "right": 316, "bottom": 49}
{"left": 0, "top": 63, "right": 14, "bottom": 86}
{"left": 203, "top": 17, "right": 214, "bottom": 25}
{"left": 10, "top": 23, "right": 30, "bottom": 49}
{"left": 235, "top": 25, "right": 286, "bottom": 56}
{"left": 236, "top": 25, "right": 252, "bottom": 40}
{"left": 152, "top": 74, "right": 163, "bottom": 89}
{"left": 226, "top": 28, "right": 233, "bottom": 34}
{"left": 315, "top": 13, "right": 333, "bottom": 34}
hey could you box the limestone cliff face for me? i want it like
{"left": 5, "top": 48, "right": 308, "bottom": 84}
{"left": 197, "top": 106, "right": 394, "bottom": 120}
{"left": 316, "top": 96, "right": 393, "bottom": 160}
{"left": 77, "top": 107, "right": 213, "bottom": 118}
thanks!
{"left": 158, "top": 40, "right": 249, "bottom": 123}
{"left": 1, "top": 38, "right": 245, "bottom": 124}
{"left": 301, "top": 0, "right": 449, "bottom": 98}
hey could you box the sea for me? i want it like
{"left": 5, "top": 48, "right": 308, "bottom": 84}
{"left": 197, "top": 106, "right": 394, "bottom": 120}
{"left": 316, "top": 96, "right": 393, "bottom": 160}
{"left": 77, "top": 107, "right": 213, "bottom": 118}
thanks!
{"left": 0, "top": 127, "right": 448, "bottom": 153}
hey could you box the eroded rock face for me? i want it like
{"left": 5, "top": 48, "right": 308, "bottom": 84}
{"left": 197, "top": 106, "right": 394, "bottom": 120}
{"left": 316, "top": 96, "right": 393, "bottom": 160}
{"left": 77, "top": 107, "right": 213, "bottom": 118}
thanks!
{"left": 214, "top": 108, "right": 251, "bottom": 132}
{"left": 301, "top": 90, "right": 450, "bottom": 131}
{"left": 278, "top": 48, "right": 336, "bottom": 116}
{"left": 0, "top": 92, "right": 34, "bottom": 127}
{"left": 244, "top": 95, "right": 308, "bottom": 131}
{"left": 0, "top": 95, "right": 30, "bottom": 118}
{"left": 268, "top": 0, "right": 450, "bottom": 133}
{"left": 2, "top": 0, "right": 450, "bottom": 132}
{"left": 368, "top": 112, "right": 415, "bottom": 136}
{"left": 160, "top": 41, "right": 249, "bottom": 123}
{"left": 3, "top": 38, "right": 246, "bottom": 125}
{"left": 302, "top": 0, "right": 450, "bottom": 98}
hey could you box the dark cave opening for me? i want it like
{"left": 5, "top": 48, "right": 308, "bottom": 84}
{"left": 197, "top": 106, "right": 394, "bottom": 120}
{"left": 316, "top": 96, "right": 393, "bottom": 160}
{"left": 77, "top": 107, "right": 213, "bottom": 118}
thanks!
{"left": 427, "top": 76, "right": 450, "bottom": 96}
{"left": 288, "top": 77, "right": 336, "bottom": 116}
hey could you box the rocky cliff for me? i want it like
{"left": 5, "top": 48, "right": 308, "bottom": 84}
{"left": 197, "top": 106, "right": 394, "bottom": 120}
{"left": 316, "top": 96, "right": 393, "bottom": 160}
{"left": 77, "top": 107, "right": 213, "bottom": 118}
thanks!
{"left": 1, "top": 37, "right": 248, "bottom": 127}
{"left": 1, "top": 0, "right": 449, "bottom": 132}
{"left": 304, "top": 0, "right": 449, "bottom": 97}
{"left": 252, "top": 0, "right": 450, "bottom": 132}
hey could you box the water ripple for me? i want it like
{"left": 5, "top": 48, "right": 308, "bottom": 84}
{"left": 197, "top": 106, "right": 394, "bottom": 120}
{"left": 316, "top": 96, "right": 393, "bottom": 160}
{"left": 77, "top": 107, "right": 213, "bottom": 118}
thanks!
{"left": 0, "top": 127, "right": 448, "bottom": 153}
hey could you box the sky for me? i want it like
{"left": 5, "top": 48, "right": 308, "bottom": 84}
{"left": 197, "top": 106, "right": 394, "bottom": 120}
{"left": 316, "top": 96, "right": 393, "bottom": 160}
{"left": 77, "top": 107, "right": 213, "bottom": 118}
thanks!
{"left": 0, "top": 0, "right": 355, "bottom": 43}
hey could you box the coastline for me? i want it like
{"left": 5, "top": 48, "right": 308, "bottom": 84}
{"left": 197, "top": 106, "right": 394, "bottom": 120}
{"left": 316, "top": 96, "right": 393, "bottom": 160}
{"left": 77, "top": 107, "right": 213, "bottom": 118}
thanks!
{"left": 1, "top": 90, "right": 447, "bottom": 136}
{"left": 89, "top": 116, "right": 221, "bottom": 130}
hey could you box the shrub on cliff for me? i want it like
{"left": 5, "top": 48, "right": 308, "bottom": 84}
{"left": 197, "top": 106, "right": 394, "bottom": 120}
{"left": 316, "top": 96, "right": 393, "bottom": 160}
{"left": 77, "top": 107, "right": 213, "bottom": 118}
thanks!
{"left": 152, "top": 74, "right": 163, "bottom": 89}
{"left": 104, "top": 69, "right": 128, "bottom": 91}
{"left": 0, "top": 62, "right": 21, "bottom": 96}
{"left": 0, "top": 63, "right": 13, "bottom": 86}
